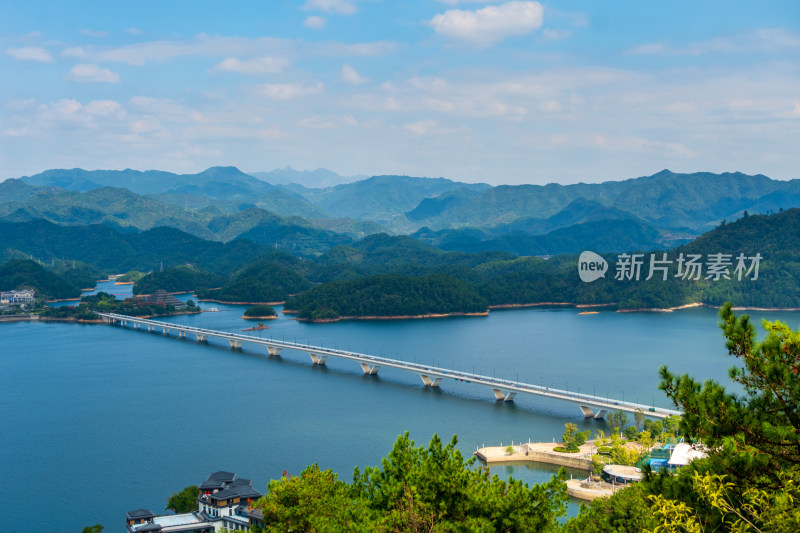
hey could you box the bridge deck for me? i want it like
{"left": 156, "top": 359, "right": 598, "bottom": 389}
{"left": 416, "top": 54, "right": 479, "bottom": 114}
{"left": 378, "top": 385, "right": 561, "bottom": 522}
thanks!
{"left": 98, "top": 313, "right": 681, "bottom": 419}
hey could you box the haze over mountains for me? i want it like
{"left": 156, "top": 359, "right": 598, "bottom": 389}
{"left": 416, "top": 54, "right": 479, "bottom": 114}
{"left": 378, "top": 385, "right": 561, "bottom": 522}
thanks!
{"left": 3, "top": 166, "right": 798, "bottom": 257}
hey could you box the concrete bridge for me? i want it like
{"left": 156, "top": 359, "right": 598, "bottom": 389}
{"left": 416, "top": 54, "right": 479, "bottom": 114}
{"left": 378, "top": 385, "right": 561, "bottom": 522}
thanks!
{"left": 98, "top": 313, "right": 682, "bottom": 420}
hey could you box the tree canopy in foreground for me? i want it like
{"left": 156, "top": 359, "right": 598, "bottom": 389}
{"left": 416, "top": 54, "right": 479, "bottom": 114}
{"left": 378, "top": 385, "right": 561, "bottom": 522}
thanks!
{"left": 568, "top": 303, "right": 800, "bottom": 532}
{"left": 250, "top": 304, "right": 800, "bottom": 532}
{"left": 252, "top": 433, "right": 567, "bottom": 532}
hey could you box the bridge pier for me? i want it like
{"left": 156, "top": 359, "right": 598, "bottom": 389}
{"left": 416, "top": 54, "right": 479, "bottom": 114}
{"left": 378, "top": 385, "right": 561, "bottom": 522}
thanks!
{"left": 267, "top": 346, "right": 282, "bottom": 357}
{"left": 420, "top": 374, "right": 442, "bottom": 387}
{"left": 360, "top": 363, "right": 380, "bottom": 375}
{"left": 196, "top": 334, "right": 207, "bottom": 342}
{"left": 579, "top": 406, "right": 607, "bottom": 419}
{"left": 309, "top": 353, "right": 328, "bottom": 365}
{"left": 162, "top": 327, "right": 169, "bottom": 335}
{"left": 492, "top": 389, "right": 516, "bottom": 402}
{"left": 229, "top": 339, "right": 243, "bottom": 349}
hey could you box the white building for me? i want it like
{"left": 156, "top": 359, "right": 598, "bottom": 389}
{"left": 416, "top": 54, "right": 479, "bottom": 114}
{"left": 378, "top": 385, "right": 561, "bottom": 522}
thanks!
{"left": 0, "top": 290, "right": 35, "bottom": 306}
{"left": 126, "top": 471, "right": 262, "bottom": 533}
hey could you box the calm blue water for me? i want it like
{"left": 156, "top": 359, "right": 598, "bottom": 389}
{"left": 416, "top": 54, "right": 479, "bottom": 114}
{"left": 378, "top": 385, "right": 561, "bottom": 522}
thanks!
{"left": 3, "top": 282, "right": 796, "bottom": 532}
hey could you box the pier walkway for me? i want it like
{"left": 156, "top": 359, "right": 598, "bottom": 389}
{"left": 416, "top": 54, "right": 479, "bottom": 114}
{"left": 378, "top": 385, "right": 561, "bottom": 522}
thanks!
{"left": 98, "top": 313, "right": 681, "bottom": 420}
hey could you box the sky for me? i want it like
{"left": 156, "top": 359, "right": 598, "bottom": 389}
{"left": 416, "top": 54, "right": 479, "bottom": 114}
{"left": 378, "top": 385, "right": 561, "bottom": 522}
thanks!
{"left": 1, "top": 0, "right": 799, "bottom": 185}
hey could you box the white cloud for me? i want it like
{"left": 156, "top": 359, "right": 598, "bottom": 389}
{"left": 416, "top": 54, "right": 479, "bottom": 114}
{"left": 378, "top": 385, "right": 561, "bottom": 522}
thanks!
{"left": 631, "top": 28, "right": 800, "bottom": 56}
{"left": 303, "top": 16, "right": 326, "bottom": 29}
{"left": 302, "top": 0, "right": 357, "bottom": 14}
{"left": 630, "top": 43, "right": 667, "bottom": 55}
{"left": 341, "top": 64, "right": 368, "bottom": 85}
{"left": 61, "top": 35, "right": 394, "bottom": 65}
{"left": 430, "top": 1, "right": 544, "bottom": 47}
{"left": 65, "top": 64, "right": 120, "bottom": 83}
{"left": 80, "top": 29, "right": 108, "bottom": 38}
{"left": 435, "top": 0, "right": 504, "bottom": 4}
{"left": 255, "top": 82, "right": 324, "bottom": 100}
{"left": 125, "top": 27, "right": 142, "bottom": 35}
{"left": 542, "top": 28, "right": 571, "bottom": 41}
{"left": 213, "top": 56, "right": 289, "bottom": 74}
{"left": 297, "top": 114, "right": 357, "bottom": 129}
{"left": 130, "top": 116, "right": 163, "bottom": 134}
{"left": 84, "top": 100, "right": 125, "bottom": 117}
{"left": 404, "top": 119, "right": 439, "bottom": 135}
{"left": 6, "top": 47, "right": 53, "bottom": 62}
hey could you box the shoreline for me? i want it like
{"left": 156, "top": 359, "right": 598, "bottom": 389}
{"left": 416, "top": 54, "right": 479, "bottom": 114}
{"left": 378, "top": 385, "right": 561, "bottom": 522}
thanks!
{"left": 197, "top": 298, "right": 285, "bottom": 305}
{"left": 241, "top": 315, "right": 278, "bottom": 320}
{"left": 293, "top": 311, "right": 490, "bottom": 323}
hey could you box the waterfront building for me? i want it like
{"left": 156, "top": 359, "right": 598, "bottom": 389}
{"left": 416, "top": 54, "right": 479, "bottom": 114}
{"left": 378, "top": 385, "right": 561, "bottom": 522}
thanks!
{"left": 126, "top": 471, "right": 262, "bottom": 533}
{"left": 0, "top": 289, "right": 35, "bottom": 306}
{"left": 601, "top": 464, "right": 643, "bottom": 485}
{"left": 137, "top": 290, "right": 187, "bottom": 309}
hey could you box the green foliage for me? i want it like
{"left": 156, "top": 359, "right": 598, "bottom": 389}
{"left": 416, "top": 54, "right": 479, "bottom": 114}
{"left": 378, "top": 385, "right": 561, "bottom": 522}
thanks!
{"left": 285, "top": 273, "right": 488, "bottom": 320}
{"left": 648, "top": 470, "right": 800, "bottom": 533}
{"left": 81, "top": 525, "right": 103, "bottom": 533}
{"left": 115, "top": 270, "right": 145, "bottom": 283}
{"left": 253, "top": 433, "right": 568, "bottom": 532}
{"left": 256, "top": 464, "right": 370, "bottom": 532}
{"left": 196, "top": 259, "right": 311, "bottom": 303}
{"left": 0, "top": 258, "right": 81, "bottom": 300}
{"left": 553, "top": 446, "right": 580, "bottom": 454}
{"left": 567, "top": 304, "right": 800, "bottom": 531}
{"left": 649, "top": 304, "right": 800, "bottom": 529}
{"left": 134, "top": 265, "right": 224, "bottom": 295}
{"left": 562, "top": 484, "right": 657, "bottom": 533}
{"left": 561, "top": 423, "right": 591, "bottom": 453}
{"left": 624, "top": 425, "right": 640, "bottom": 441}
{"left": 42, "top": 291, "right": 198, "bottom": 319}
{"left": 243, "top": 304, "right": 277, "bottom": 317}
{"left": 166, "top": 485, "right": 199, "bottom": 514}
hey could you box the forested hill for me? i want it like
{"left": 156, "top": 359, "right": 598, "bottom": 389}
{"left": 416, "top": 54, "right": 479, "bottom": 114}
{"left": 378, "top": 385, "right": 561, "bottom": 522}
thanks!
{"left": 0, "top": 259, "right": 81, "bottom": 300}
{"left": 8, "top": 168, "right": 800, "bottom": 258}
{"left": 3, "top": 208, "right": 800, "bottom": 312}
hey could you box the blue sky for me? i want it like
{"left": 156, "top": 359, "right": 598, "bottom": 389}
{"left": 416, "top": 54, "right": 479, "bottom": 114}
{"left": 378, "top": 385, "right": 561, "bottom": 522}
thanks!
{"left": 1, "top": 0, "right": 798, "bottom": 185}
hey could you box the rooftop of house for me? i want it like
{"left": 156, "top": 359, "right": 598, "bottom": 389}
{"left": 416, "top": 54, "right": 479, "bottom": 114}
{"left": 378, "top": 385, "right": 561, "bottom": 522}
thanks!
{"left": 126, "top": 509, "right": 155, "bottom": 520}
{"left": 199, "top": 470, "right": 237, "bottom": 490}
{"left": 129, "top": 512, "right": 209, "bottom": 533}
{"left": 208, "top": 481, "right": 262, "bottom": 502}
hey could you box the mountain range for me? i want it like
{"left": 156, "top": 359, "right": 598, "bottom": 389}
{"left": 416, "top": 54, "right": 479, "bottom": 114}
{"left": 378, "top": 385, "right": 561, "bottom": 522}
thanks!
{"left": 5, "top": 166, "right": 799, "bottom": 257}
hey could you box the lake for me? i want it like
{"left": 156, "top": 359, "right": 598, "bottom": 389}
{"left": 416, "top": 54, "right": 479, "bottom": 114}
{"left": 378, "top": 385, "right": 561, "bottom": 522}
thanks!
{"left": 3, "top": 282, "right": 796, "bottom": 531}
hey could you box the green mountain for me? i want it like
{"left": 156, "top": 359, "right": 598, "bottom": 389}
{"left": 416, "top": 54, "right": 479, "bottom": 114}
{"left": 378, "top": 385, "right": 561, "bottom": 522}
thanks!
{"left": 0, "top": 183, "right": 216, "bottom": 237}
{"left": 402, "top": 170, "right": 800, "bottom": 234}
{"left": 284, "top": 273, "right": 488, "bottom": 320}
{"left": 196, "top": 259, "right": 312, "bottom": 303}
{"left": 21, "top": 166, "right": 326, "bottom": 219}
{"left": 0, "top": 259, "right": 81, "bottom": 300}
{"left": 0, "top": 181, "right": 358, "bottom": 256}
{"left": 294, "top": 175, "right": 490, "bottom": 223}
{"left": 0, "top": 219, "right": 271, "bottom": 275}
{"left": 430, "top": 219, "right": 664, "bottom": 256}
{"left": 250, "top": 166, "right": 364, "bottom": 188}
{"left": 133, "top": 265, "right": 225, "bottom": 295}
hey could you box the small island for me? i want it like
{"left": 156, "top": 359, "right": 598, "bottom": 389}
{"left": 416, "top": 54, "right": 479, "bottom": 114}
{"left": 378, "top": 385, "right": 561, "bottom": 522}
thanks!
{"left": 283, "top": 273, "right": 489, "bottom": 323}
{"left": 242, "top": 304, "right": 277, "bottom": 320}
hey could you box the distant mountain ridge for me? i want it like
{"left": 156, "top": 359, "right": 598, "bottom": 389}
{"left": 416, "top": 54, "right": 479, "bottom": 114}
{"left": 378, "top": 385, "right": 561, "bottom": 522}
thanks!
{"left": 21, "top": 166, "right": 326, "bottom": 219}
{"left": 250, "top": 166, "right": 366, "bottom": 188}
{"left": 8, "top": 166, "right": 800, "bottom": 260}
